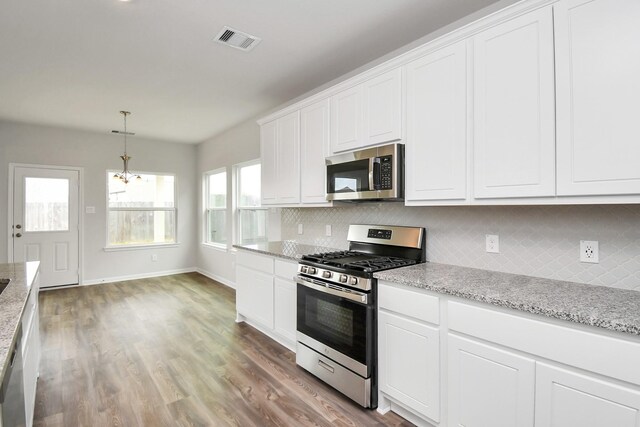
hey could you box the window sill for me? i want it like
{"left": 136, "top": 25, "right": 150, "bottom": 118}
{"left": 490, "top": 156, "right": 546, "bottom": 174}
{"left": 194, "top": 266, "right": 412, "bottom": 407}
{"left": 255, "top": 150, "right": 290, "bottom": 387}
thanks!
{"left": 104, "top": 243, "right": 180, "bottom": 252}
{"left": 201, "top": 242, "right": 229, "bottom": 252}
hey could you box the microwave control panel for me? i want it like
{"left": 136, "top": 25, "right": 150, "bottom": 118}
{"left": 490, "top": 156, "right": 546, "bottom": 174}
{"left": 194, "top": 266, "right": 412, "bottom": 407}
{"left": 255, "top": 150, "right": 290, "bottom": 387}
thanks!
{"left": 380, "top": 156, "right": 393, "bottom": 190}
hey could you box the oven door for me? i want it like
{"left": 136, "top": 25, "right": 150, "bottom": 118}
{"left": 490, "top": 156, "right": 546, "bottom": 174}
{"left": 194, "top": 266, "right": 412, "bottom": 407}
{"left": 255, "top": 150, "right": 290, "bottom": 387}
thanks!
{"left": 296, "top": 275, "right": 374, "bottom": 377}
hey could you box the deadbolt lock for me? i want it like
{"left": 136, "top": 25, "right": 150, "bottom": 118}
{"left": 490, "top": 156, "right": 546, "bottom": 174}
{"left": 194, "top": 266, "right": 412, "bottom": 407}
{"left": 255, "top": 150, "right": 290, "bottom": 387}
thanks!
{"left": 15, "top": 224, "right": 22, "bottom": 229}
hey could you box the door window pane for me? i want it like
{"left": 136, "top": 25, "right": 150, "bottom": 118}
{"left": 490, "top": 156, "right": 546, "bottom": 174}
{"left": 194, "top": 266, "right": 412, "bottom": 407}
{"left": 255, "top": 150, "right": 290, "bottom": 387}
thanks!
{"left": 24, "top": 178, "right": 69, "bottom": 232}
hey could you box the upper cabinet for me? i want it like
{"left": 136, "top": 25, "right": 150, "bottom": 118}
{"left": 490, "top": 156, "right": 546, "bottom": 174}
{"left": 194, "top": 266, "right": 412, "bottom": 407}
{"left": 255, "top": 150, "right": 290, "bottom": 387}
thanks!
{"left": 405, "top": 41, "right": 468, "bottom": 203}
{"left": 555, "top": 0, "right": 640, "bottom": 196}
{"left": 259, "top": 0, "right": 640, "bottom": 206}
{"left": 473, "top": 6, "right": 556, "bottom": 199}
{"left": 300, "top": 99, "right": 331, "bottom": 205}
{"left": 330, "top": 68, "right": 402, "bottom": 154}
{"left": 260, "top": 111, "right": 301, "bottom": 206}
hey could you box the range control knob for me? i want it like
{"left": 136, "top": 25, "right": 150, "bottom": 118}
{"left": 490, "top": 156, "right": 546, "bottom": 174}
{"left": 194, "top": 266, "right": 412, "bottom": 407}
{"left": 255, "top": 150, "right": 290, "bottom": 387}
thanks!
{"left": 322, "top": 271, "right": 332, "bottom": 279}
{"left": 308, "top": 267, "right": 317, "bottom": 275}
{"left": 300, "top": 266, "right": 308, "bottom": 273}
{"left": 349, "top": 277, "right": 358, "bottom": 286}
{"left": 339, "top": 274, "right": 348, "bottom": 283}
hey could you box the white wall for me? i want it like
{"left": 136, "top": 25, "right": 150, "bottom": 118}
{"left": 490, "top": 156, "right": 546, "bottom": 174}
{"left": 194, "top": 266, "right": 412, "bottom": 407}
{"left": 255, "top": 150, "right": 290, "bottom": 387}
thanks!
{"left": 0, "top": 120, "right": 198, "bottom": 283}
{"left": 196, "top": 118, "right": 281, "bottom": 287}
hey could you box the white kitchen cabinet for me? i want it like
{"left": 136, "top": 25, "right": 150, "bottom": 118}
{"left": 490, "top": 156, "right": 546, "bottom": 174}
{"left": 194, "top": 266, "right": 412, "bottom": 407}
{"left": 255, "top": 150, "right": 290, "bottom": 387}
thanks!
{"left": 362, "top": 68, "right": 402, "bottom": 147}
{"left": 273, "top": 259, "right": 298, "bottom": 346}
{"left": 22, "top": 271, "right": 40, "bottom": 427}
{"left": 535, "top": 362, "right": 640, "bottom": 427}
{"left": 260, "top": 120, "right": 278, "bottom": 204}
{"left": 405, "top": 41, "right": 468, "bottom": 203}
{"left": 235, "top": 251, "right": 297, "bottom": 351}
{"left": 330, "top": 68, "right": 402, "bottom": 154}
{"left": 236, "top": 264, "right": 274, "bottom": 329}
{"left": 555, "top": 0, "right": 640, "bottom": 196}
{"left": 260, "top": 111, "right": 300, "bottom": 205}
{"left": 448, "top": 334, "right": 535, "bottom": 427}
{"left": 300, "top": 99, "right": 331, "bottom": 205}
{"left": 378, "top": 310, "right": 440, "bottom": 423}
{"left": 473, "top": 6, "right": 556, "bottom": 199}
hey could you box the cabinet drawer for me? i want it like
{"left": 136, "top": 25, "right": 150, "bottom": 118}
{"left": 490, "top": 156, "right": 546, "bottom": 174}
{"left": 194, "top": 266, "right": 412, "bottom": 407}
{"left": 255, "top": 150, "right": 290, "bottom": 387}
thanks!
{"left": 448, "top": 301, "right": 640, "bottom": 386}
{"left": 274, "top": 259, "right": 298, "bottom": 280}
{"left": 379, "top": 282, "right": 439, "bottom": 325}
{"left": 236, "top": 251, "right": 274, "bottom": 274}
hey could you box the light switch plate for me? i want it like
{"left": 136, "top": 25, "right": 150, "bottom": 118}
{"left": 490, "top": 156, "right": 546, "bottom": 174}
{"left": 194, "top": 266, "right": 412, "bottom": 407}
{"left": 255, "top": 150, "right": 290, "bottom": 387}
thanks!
{"left": 85, "top": 206, "right": 96, "bottom": 214}
{"left": 325, "top": 224, "right": 332, "bottom": 237}
{"left": 297, "top": 224, "right": 304, "bottom": 235}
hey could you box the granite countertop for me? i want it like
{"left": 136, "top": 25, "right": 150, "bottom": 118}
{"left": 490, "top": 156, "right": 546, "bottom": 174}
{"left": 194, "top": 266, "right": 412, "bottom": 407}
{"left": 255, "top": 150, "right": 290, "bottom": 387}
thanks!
{"left": 374, "top": 262, "right": 640, "bottom": 336}
{"left": 0, "top": 262, "right": 39, "bottom": 382}
{"left": 233, "top": 240, "right": 340, "bottom": 261}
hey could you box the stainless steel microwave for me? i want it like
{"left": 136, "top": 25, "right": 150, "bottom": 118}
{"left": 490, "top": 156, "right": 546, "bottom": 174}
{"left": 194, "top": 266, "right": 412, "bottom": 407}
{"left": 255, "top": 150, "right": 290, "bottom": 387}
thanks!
{"left": 326, "top": 143, "right": 404, "bottom": 202}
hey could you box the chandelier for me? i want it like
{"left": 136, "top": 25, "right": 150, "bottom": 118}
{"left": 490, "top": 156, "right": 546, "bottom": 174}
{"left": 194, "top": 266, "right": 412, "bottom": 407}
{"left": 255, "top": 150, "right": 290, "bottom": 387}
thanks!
{"left": 112, "top": 110, "right": 141, "bottom": 184}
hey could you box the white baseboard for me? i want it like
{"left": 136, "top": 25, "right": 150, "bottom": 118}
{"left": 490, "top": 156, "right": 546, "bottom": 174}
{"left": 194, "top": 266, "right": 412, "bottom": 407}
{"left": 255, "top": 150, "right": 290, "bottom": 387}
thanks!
{"left": 81, "top": 267, "right": 197, "bottom": 286}
{"left": 196, "top": 268, "right": 236, "bottom": 289}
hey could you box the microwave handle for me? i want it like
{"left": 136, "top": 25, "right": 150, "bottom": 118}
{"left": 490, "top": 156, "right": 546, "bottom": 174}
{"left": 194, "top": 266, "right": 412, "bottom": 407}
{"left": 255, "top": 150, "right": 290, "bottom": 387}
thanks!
{"left": 369, "top": 157, "right": 382, "bottom": 191}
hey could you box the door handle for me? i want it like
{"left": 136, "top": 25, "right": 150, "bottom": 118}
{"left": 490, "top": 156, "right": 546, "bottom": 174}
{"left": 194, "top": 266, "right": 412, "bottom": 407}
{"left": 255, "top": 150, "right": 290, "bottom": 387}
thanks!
{"left": 15, "top": 233, "right": 22, "bottom": 238}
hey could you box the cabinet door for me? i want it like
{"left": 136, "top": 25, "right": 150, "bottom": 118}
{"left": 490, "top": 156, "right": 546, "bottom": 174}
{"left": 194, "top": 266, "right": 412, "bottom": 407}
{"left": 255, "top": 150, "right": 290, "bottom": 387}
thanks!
{"left": 473, "top": 6, "right": 555, "bottom": 198}
{"left": 379, "top": 310, "right": 440, "bottom": 422}
{"left": 300, "top": 99, "right": 331, "bottom": 204}
{"left": 330, "top": 85, "right": 363, "bottom": 153}
{"left": 448, "top": 334, "right": 535, "bottom": 427}
{"left": 536, "top": 363, "right": 640, "bottom": 427}
{"left": 276, "top": 111, "right": 301, "bottom": 204}
{"left": 363, "top": 68, "right": 402, "bottom": 146}
{"left": 236, "top": 265, "right": 274, "bottom": 329}
{"left": 555, "top": 0, "right": 640, "bottom": 196}
{"left": 406, "top": 41, "right": 467, "bottom": 202}
{"left": 274, "top": 277, "right": 296, "bottom": 344}
{"left": 260, "top": 120, "right": 278, "bottom": 205}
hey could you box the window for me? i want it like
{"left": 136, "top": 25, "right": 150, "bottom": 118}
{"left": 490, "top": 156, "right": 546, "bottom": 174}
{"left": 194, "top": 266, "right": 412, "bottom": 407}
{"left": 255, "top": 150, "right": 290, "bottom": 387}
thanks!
{"left": 235, "top": 161, "right": 267, "bottom": 245}
{"left": 25, "top": 177, "right": 69, "bottom": 232}
{"left": 107, "top": 172, "right": 176, "bottom": 247}
{"left": 204, "top": 169, "right": 227, "bottom": 247}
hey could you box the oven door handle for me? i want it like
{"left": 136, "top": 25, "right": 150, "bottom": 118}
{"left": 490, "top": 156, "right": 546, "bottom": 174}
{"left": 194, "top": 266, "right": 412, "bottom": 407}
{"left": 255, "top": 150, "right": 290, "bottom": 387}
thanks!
{"left": 295, "top": 276, "right": 368, "bottom": 304}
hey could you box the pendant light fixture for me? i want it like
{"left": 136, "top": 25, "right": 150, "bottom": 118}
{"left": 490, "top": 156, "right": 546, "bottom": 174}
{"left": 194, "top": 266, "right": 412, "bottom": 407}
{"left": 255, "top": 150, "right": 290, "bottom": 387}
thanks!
{"left": 112, "top": 110, "right": 141, "bottom": 184}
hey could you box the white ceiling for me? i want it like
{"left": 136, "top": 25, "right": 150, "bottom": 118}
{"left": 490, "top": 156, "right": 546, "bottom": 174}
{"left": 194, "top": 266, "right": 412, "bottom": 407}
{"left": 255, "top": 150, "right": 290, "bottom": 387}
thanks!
{"left": 0, "top": 0, "right": 506, "bottom": 143}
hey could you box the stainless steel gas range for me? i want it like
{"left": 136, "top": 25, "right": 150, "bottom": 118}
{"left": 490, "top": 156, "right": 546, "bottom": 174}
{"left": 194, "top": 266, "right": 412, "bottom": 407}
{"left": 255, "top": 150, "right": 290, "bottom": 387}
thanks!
{"left": 295, "top": 224, "right": 426, "bottom": 408}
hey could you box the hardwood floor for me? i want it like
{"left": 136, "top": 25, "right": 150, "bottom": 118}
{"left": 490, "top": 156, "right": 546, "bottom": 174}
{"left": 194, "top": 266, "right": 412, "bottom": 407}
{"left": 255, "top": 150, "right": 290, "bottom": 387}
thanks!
{"left": 33, "top": 273, "right": 414, "bottom": 427}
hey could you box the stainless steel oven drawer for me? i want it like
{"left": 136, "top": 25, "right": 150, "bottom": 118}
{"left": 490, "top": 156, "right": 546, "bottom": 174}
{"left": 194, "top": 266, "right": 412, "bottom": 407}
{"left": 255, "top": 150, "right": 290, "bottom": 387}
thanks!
{"left": 296, "top": 342, "right": 372, "bottom": 408}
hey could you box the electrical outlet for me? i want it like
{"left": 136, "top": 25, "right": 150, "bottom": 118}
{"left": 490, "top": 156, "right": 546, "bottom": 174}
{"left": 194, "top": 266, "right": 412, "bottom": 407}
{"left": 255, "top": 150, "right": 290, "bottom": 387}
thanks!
{"left": 486, "top": 234, "right": 500, "bottom": 253}
{"left": 151, "top": 254, "right": 158, "bottom": 262}
{"left": 297, "top": 223, "right": 304, "bottom": 235}
{"left": 325, "top": 224, "right": 332, "bottom": 237}
{"left": 580, "top": 240, "right": 599, "bottom": 263}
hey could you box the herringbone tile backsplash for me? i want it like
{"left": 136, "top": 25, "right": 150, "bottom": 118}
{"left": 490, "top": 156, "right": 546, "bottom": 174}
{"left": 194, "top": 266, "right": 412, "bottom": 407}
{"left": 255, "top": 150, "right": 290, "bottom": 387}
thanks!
{"left": 280, "top": 204, "right": 640, "bottom": 291}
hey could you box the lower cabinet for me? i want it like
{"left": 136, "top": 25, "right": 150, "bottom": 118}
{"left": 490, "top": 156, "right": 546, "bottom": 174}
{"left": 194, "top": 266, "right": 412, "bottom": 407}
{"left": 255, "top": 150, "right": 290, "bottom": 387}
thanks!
{"left": 378, "top": 310, "right": 440, "bottom": 422}
{"left": 21, "top": 271, "right": 40, "bottom": 427}
{"left": 535, "top": 363, "right": 640, "bottom": 427}
{"left": 235, "top": 251, "right": 297, "bottom": 350}
{"left": 447, "top": 334, "right": 535, "bottom": 427}
{"left": 274, "top": 277, "right": 296, "bottom": 344}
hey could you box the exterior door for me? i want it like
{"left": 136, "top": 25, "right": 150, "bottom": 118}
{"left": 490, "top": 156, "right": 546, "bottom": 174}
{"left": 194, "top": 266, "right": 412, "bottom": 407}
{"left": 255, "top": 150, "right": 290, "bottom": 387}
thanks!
{"left": 12, "top": 166, "right": 79, "bottom": 288}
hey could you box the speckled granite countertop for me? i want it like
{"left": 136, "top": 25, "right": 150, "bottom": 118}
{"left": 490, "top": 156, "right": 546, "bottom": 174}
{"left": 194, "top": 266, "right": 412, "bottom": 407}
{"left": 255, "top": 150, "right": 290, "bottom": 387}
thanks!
{"left": 0, "top": 262, "right": 39, "bottom": 382}
{"left": 233, "top": 240, "right": 340, "bottom": 261}
{"left": 374, "top": 262, "right": 640, "bottom": 336}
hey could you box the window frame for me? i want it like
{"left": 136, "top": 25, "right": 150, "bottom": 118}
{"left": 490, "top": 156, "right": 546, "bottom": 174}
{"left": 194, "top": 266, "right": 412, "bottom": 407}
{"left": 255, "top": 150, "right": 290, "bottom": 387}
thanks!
{"left": 105, "top": 170, "right": 178, "bottom": 250}
{"left": 203, "top": 167, "right": 228, "bottom": 249}
{"left": 233, "top": 159, "right": 268, "bottom": 246}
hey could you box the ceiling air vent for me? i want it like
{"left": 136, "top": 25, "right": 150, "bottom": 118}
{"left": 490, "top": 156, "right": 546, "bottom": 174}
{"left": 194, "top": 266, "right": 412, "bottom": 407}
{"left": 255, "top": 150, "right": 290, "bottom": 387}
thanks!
{"left": 215, "top": 26, "right": 261, "bottom": 52}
